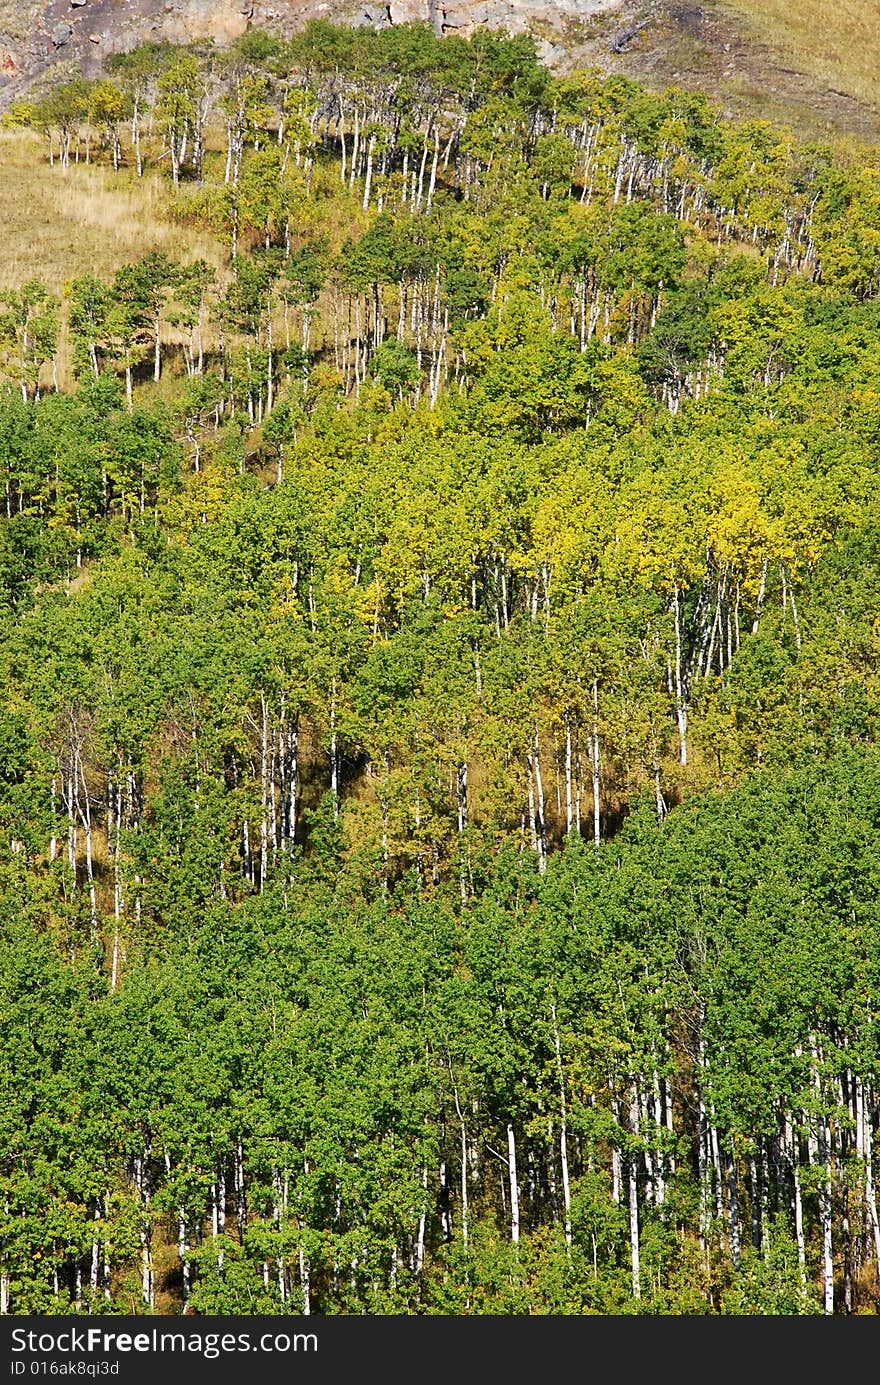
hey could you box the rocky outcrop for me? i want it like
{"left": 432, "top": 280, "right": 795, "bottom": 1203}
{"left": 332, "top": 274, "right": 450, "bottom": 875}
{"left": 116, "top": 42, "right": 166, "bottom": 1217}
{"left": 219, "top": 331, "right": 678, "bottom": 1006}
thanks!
{"left": 0, "top": 0, "right": 624, "bottom": 100}
{"left": 360, "top": 0, "right": 621, "bottom": 37}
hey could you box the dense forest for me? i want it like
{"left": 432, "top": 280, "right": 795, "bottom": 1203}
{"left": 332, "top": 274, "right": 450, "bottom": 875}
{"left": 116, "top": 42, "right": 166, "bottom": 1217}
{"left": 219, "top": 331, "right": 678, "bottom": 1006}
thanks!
{"left": 2, "top": 22, "right": 880, "bottom": 1315}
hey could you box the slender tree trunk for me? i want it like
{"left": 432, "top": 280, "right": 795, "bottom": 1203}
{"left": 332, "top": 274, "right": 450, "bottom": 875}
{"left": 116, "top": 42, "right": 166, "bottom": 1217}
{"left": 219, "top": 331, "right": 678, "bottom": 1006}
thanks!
{"left": 259, "top": 692, "right": 269, "bottom": 889}
{"left": 507, "top": 1122, "right": 520, "bottom": 1245}
{"left": 179, "top": 1207, "right": 190, "bottom": 1306}
{"left": 551, "top": 1005, "right": 572, "bottom": 1246}
{"left": 673, "top": 580, "right": 688, "bottom": 764}
{"left": 415, "top": 1164, "right": 428, "bottom": 1276}
{"left": 591, "top": 680, "right": 601, "bottom": 843}
{"left": 564, "top": 714, "right": 573, "bottom": 834}
{"left": 810, "top": 1041, "right": 834, "bottom": 1313}
{"left": 449, "top": 1069, "right": 469, "bottom": 1258}
{"left": 133, "top": 98, "right": 143, "bottom": 177}
{"left": 628, "top": 1153, "right": 641, "bottom": 1298}
{"left": 526, "top": 729, "right": 547, "bottom": 871}
{"left": 153, "top": 310, "right": 161, "bottom": 382}
{"left": 457, "top": 757, "right": 468, "bottom": 905}
{"left": 726, "top": 1143, "right": 741, "bottom": 1268}
{"left": 76, "top": 749, "right": 98, "bottom": 936}
{"left": 425, "top": 127, "right": 439, "bottom": 212}
{"left": 859, "top": 1076, "right": 880, "bottom": 1286}
{"left": 330, "top": 683, "right": 339, "bottom": 820}
{"left": 89, "top": 1205, "right": 100, "bottom": 1299}
{"left": 299, "top": 1242, "right": 311, "bottom": 1314}
{"left": 791, "top": 1120, "right": 807, "bottom": 1284}
{"left": 362, "top": 135, "right": 374, "bottom": 210}
{"left": 134, "top": 1152, "right": 154, "bottom": 1308}
{"left": 697, "top": 1036, "right": 711, "bottom": 1259}
{"left": 652, "top": 1066, "right": 666, "bottom": 1205}
{"left": 821, "top": 1118, "right": 834, "bottom": 1313}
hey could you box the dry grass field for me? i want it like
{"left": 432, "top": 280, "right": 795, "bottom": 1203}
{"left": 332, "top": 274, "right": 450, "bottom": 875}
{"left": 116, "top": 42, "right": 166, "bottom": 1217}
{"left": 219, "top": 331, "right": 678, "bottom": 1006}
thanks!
{"left": 0, "top": 127, "right": 227, "bottom": 388}
{"left": 0, "top": 127, "right": 224, "bottom": 292}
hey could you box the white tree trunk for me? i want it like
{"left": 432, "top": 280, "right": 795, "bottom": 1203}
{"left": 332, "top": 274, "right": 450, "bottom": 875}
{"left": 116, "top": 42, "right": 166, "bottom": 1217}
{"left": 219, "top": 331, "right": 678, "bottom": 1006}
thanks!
{"left": 507, "top": 1122, "right": 520, "bottom": 1245}
{"left": 628, "top": 1153, "right": 640, "bottom": 1299}
{"left": 591, "top": 679, "right": 601, "bottom": 843}
{"left": 552, "top": 1006, "right": 572, "bottom": 1246}
{"left": 859, "top": 1078, "right": 880, "bottom": 1285}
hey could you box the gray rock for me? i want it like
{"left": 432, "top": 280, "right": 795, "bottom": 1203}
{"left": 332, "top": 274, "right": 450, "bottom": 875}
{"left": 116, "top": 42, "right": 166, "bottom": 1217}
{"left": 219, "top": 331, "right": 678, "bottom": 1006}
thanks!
{"left": 357, "top": 5, "right": 392, "bottom": 25}
{"left": 535, "top": 38, "right": 565, "bottom": 66}
{"left": 51, "top": 22, "right": 73, "bottom": 45}
{"left": 388, "top": 0, "right": 428, "bottom": 22}
{"left": 444, "top": 1, "right": 492, "bottom": 24}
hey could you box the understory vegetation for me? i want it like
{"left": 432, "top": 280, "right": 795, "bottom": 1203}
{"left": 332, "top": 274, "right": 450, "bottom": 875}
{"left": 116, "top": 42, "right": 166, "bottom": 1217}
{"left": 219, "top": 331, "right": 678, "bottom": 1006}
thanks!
{"left": 2, "top": 22, "right": 880, "bottom": 1314}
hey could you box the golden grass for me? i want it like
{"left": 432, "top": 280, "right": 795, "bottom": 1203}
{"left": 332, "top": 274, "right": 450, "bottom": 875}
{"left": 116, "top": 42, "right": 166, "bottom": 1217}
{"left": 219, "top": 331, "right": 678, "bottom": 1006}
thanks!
{"left": 0, "top": 128, "right": 226, "bottom": 292}
{"left": 719, "top": 0, "right": 880, "bottom": 113}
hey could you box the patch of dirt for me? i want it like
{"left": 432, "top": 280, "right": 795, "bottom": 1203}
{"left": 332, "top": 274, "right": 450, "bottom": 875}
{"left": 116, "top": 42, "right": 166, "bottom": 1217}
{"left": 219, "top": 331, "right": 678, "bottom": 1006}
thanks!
{"left": 562, "top": 0, "right": 880, "bottom": 139}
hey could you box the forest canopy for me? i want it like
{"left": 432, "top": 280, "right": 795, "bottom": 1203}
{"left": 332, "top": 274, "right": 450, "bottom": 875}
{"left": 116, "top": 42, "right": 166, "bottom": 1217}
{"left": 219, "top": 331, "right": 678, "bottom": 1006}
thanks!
{"left": 1, "top": 22, "right": 880, "bottom": 1315}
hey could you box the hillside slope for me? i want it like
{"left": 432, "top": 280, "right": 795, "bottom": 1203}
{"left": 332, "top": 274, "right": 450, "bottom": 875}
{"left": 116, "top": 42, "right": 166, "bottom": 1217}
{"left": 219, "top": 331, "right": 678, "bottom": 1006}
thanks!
{"left": 585, "top": 0, "right": 880, "bottom": 139}
{"left": 1, "top": 0, "right": 879, "bottom": 138}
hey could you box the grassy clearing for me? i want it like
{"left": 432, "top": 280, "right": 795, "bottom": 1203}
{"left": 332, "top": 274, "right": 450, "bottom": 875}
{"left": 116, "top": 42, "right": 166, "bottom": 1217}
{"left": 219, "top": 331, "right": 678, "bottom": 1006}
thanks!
{"left": 0, "top": 127, "right": 225, "bottom": 292}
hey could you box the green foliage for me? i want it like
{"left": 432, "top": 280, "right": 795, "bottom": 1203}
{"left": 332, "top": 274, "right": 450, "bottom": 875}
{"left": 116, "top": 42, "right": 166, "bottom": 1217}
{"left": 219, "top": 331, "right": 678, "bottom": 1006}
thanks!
{"left": 2, "top": 27, "right": 880, "bottom": 1317}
